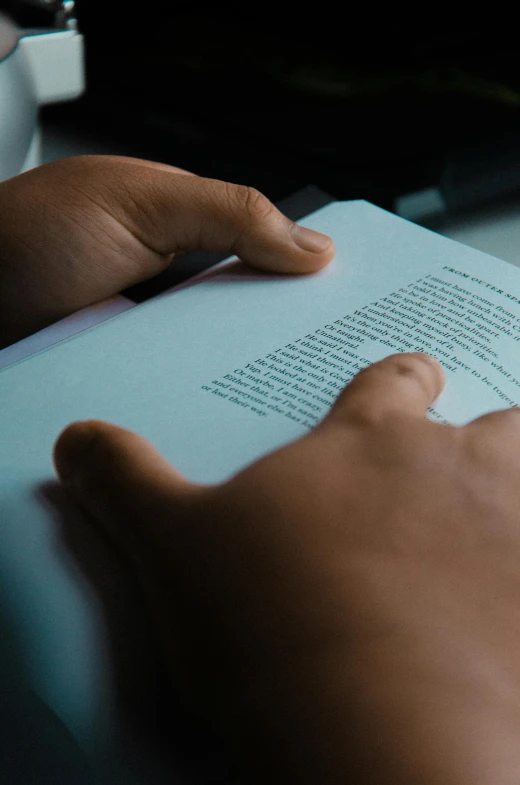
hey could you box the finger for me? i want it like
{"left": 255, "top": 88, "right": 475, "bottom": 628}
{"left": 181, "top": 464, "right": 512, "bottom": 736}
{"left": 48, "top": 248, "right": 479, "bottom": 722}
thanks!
{"left": 53, "top": 419, "right": 202, "bottom": 569}
{"left": 99, "top": 155, "right": 195, "bottom": 176}
{"left": 321, "top": 352, "right": 445, "bottom": 428}
{"left": 461, "top": 410, "right": 520, "bottom": 495}
{"left": 69, "top": 156, "right": 335, "bottom": 274}
{"left": 464, "top": 407, "right": 520, "bottom": 451}
{"left": 0, "top": 155, "right": 334, "bottom": 347}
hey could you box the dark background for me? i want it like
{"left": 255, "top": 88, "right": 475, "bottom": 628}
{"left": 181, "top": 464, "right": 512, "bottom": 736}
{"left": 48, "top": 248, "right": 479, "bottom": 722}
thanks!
{"left": 7, "top": 2, "right": 520, "bottom": 212}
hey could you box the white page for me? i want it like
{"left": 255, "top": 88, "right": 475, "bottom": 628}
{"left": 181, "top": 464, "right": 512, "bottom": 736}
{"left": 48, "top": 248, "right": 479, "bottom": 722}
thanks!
{"left": 0, "top": 295, "right": 135, "bottom": 370}
{"left": 3, "top": 200, "right": 520, "bottom": 781}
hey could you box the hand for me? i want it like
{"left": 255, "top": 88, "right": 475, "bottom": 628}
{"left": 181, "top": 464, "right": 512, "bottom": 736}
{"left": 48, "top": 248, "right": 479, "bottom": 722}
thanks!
{"left": 53, "top": 352, "right": 520, "bottom": 784}
{"left": 0, "top": 155, "right": 334, "bottom": 347}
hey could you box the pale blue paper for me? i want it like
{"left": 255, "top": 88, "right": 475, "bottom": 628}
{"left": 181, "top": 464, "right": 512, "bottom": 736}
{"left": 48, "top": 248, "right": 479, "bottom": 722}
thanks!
{"left": 2, "top": 200, "right": 520, "bottom": 782}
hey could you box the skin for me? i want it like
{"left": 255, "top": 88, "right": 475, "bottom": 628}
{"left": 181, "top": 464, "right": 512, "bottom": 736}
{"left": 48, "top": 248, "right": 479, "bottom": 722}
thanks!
{"left": 3, "top": 155, "right": 520, "bottom": 784}
{"left": 53, "top": 358, "right": 520, "bottom": 785}
{"left": 0, "top": 155, "right": 333, "bottom": 347}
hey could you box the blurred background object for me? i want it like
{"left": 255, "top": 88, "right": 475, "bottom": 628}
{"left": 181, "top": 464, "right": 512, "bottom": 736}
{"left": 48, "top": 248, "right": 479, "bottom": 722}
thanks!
{"left": 0, "top": 0, "right": 83, "bottom": 180}
{"left": 23, "top": 4, "right": 520, "bottom": 207}
{"left": 5, "top": 4, "right": 520, "bottom": 210}
{"left": 4, "top": 3, "right": 520, "bottom": 264}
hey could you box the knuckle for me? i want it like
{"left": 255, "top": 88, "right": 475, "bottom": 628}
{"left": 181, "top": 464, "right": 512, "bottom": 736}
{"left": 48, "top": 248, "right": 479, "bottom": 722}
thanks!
{"left": 232, "top": 184, "right": 275, "bottom": 223}
{"left": 466, "top": 408, "right": 520, "bottom": 456}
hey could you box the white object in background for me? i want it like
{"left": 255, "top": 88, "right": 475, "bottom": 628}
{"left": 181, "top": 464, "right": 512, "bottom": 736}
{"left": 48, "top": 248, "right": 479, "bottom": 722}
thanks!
{"left": 0, "top": 2, "right": 84, "bottom": 180}
{"left": 428, "top": 197, "right": 520, "bottom": 270}
{"left": 19, "top": 26, "right": 84, "bottom": 105}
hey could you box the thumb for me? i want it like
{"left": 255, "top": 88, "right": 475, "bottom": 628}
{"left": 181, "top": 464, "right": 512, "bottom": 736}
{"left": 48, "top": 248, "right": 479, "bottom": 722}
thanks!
{"left": 67, "top": 156, "right": 335, "bottom": 275}
{"left": 53, "top": 420, "right": 201, "bottom": 568}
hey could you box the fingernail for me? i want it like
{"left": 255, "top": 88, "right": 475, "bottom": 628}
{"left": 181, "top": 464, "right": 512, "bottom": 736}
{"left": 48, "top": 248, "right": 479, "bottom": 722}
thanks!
{"left": 291, "top": 224, "right": 333, "bottom": 254}
{"left": 54, "top": 421, "right": 99, "bottom": 486}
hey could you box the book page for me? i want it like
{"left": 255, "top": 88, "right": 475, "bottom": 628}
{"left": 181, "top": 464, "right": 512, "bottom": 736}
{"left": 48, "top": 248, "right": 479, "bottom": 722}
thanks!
{"left": 0, "top": 295, "right": 135, "bottom": 370}
{"left": 3, "top": 200, "right": 520, "bottom": 782}
{"left": 202, "top": 265, "right": 520, "bottom": 430}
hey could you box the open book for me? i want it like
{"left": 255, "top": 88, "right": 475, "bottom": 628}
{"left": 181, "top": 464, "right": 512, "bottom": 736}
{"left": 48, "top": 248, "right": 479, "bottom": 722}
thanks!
{"left": 2, "top": 200, "right": 520, "bottom": 782}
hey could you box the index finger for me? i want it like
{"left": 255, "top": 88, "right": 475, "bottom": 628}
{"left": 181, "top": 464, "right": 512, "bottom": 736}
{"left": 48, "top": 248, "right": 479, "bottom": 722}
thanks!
{"left": 321, "top": 352, "right": 445, "bottom": 429}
